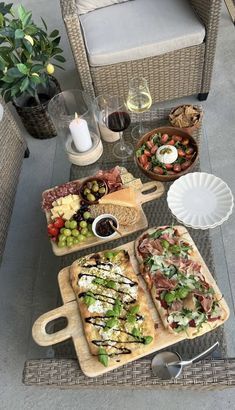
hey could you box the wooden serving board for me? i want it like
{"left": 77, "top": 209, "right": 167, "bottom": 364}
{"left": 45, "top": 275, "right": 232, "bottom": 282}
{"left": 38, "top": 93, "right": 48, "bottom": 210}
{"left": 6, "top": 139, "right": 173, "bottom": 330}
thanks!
{"left": 43, "top": 169, "right": 164, "bottom": 256}
{"left": 32, "top": 230, "right": 230, "bottom": 377}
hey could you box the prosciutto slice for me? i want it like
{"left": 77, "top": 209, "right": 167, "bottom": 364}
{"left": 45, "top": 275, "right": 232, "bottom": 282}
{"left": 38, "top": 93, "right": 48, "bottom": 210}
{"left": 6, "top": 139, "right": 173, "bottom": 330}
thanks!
{"left": 193, "top": 290, "right": 213, "bottom": 313}
{"left": 138, "top": 238, "right": 163, "bottom": 257}
{"left": 153, "top": 271, "right": 177, "bottom": 291}
{"left": 95, "top": 166, "right": 123, "bottom": 192}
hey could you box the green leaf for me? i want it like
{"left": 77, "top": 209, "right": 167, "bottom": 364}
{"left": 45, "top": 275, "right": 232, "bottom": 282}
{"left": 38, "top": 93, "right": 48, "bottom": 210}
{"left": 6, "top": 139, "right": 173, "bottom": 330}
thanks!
{"left": 3, "top": 89, "right": 12, "bottom": 103}
{"left": 40, "top": 17, "right": 47, "bottom": 31}
{"left": 22, "top": 12, "right": 32, "bottom": 28}
{"left": 31, "top": 64, "right": 43, "bottom": 73}
{"left": 129, "top": 305, "right": 140, "bottom": 315}
{"left": 131, "top": 327, "right": 141, "bottom": 338}
{"left": 1, "top": 75, "right": 14, "bottom": 84}
{"left": 20, "top": 77, "right": 29, "bottom": 92}
{"left": 105, "top": 318, "right": 119, "bottom": 329}
{"left": 52, "top": 36, "right": 61, "bottom": 46}
{"left": 106, "top": 280, "right": 116, "bottom": 289}
{"left": 18, "top": 4, "right": 27, "bottom": 21}
{"left": 127, "top": 314, "right": 136, "bottom": 324}
{"left": 15, "top": 29, "right": 24, "bottom": 39}
{"left": 7, "top": 67, "right": 24, "bottom": 78}
{"left": 52, "top": 63, "right": 65, "bottom": 71}
{"left": 22, "top": 38, "right": 33, "bottom": 54}
{"left": 143, "top": 336, "right": 153, "bottom": 345}
{"left": 83, "top": 294, "right": 96, "bottom": 307}
{"left": 98, "top": 347, "right": 108, "bottom": 367}
{"left": 0, "top": 3, "right": 13, "bottom": 16}
{"left": 106, "top": 310, "right": 116, "bottom": 317}
{"left": 0, "top": 12, "right": 3, "bottom": 27}
{"left": 16, "top": 63, "right": 28, "bottom": 75}
{"left": 49, "top": 29, "right": 59, "bottom": 38}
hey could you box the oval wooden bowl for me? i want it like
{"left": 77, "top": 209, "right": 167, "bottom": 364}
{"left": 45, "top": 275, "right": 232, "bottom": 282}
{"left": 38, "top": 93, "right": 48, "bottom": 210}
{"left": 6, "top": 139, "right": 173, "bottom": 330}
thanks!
{"left": 79, "top": 177, "right": 108, "bottom": 204}
{"left": 134, "top": 127, "right": 199, "bottom": 182}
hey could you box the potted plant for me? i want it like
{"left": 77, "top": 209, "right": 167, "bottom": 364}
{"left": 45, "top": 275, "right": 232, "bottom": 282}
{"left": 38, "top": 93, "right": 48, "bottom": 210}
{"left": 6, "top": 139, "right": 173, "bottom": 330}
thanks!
{"left": 0, "top": 2, "right": 66, "bottom": 138}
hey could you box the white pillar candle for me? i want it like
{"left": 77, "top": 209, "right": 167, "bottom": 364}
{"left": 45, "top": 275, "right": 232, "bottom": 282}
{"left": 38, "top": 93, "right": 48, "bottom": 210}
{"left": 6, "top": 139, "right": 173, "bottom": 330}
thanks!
{"left": 69, "top": 113, "right": 92, "bottom": 152}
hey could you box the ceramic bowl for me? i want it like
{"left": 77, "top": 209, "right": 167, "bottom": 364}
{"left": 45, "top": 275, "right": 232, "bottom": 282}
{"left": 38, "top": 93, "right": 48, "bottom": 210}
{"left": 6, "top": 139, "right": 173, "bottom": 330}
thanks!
{"left": 92, "top": 214, "right": 119, "bottom": 239}
{"left": 79, "top": 177, "right": 108, "bottom": 204}
{"left": 169, "top": 105, "right": 203, "bottom": 135}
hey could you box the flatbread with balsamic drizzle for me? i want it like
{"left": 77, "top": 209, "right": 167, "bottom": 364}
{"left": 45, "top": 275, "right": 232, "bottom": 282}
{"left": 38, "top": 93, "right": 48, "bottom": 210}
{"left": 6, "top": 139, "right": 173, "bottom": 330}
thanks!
{"left": 70, "top": 249, "right": 155, "bottom": 367}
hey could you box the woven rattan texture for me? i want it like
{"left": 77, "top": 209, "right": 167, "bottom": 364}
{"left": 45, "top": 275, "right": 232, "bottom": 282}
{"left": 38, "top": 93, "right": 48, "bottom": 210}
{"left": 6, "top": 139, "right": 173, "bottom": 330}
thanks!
{"left": 0, "top": 98, "right": 26, "bottom": 260}
{"left": 13, "top": 77, "right": 61, "bottom": 139}
{"left": 23, "top": 358, "right": 235, "bottom": 389}
{"left": 60, "top": 0, "right": 221, "bottom": 100}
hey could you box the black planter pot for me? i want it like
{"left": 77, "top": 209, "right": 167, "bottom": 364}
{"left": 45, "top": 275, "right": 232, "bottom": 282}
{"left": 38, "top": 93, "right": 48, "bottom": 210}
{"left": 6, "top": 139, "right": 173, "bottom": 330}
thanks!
{"left": 13, "top": 76, "right": 61, "bottom": 139}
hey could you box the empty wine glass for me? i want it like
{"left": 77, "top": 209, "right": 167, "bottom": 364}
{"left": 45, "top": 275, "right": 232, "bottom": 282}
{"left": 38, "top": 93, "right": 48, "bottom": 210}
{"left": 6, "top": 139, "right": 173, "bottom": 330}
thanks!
{"left": 104, "top": 96, "right": 133, "bottom": 159}
{"left": 126, "top": 77, "right": 152, "bottom": 140}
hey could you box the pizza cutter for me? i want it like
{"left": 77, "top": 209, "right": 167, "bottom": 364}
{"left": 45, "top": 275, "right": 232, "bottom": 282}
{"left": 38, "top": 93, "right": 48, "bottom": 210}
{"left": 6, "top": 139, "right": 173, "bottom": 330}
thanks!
{"left": 151, "top": 341, "right": 219, "bottom": 380}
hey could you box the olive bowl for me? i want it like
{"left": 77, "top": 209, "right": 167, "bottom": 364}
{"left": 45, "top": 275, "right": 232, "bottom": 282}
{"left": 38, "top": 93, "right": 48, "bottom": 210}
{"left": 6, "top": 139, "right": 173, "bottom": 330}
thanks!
{"left": 79, "top": 177, "right": 108, "bottom": 205}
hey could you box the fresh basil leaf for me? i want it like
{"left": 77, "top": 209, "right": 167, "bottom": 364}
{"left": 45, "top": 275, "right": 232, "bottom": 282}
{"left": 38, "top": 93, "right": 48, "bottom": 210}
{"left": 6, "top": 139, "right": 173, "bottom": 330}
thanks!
{"left": 129, "top": 305, "right": 140, "bottom": 315}
{"left": 106, "top": 310, "right": 115, "bottom": 317}
{"left": 83, "top": 294, "right": 96, "bottom": 307}
{"left": 98, "top": 347, "right": 108, "bottom": 367}
{"left": 106, "top": 318, "right": 118, "bottom": 329}
{"left": 106, "top": 280, "right": 116, "bottom": 289}
{"left": 131, "top": 327, "right": 141, "bottom": 338}
{"left": 127, "top": 314, "right": 136, "bottom": 324}
{"left": 143, "top": 336, "right": 153, "bottom": 345}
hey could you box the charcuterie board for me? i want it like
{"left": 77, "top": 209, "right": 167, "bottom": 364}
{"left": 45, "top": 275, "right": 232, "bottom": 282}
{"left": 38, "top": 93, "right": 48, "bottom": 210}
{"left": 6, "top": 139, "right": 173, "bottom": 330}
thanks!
{"left": 42, "top": 168, "right": 164, "bottom": 256}
{"left": 32, "top": 230, "right": 229, "bottom": 377}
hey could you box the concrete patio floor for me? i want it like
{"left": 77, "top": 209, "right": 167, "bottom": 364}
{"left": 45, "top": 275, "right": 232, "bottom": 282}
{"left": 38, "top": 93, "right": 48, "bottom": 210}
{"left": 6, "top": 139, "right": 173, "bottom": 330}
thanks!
{"left": 0, "top": 1, "right": 235, "bottom": 409}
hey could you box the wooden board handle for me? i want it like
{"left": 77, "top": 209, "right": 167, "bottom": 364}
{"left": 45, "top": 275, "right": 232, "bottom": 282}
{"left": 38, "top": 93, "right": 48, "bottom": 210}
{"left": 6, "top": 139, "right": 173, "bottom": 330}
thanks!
{"left": 138, "top": 181, "right": 164, "bottom": 204}
{"left": 32, "top": 301, "right": 79, "bottom": 347}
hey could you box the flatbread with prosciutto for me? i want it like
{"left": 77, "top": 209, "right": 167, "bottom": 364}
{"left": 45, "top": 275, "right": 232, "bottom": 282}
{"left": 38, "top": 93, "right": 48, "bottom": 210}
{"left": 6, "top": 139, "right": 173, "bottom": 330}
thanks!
{"left": 135, "top": 226, "right": 229, "bottom": 337}
{"left": 70, "top": 249, "right": 155, "bottom": 367}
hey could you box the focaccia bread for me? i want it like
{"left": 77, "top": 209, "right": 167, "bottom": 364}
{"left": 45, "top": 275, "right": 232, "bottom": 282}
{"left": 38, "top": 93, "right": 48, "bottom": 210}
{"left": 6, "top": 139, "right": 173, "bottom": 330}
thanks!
{"left": 135, "top": 225, "right": 229, "bottom": 338}
{"left": 70, "top": 249, "right": 155, "bottom": 367}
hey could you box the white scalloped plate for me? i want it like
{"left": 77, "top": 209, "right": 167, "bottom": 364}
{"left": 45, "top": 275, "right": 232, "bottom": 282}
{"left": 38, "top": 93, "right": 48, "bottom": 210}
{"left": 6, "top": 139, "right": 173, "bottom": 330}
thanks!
{"left": 167, "top": 172, "right": 234, "bottom": 229}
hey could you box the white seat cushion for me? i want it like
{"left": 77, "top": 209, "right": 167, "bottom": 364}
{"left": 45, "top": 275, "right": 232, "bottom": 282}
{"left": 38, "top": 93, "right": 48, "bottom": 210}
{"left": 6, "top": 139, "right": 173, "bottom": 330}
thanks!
{"left": 80, "top": 0, "right": 205, "bottom": 66}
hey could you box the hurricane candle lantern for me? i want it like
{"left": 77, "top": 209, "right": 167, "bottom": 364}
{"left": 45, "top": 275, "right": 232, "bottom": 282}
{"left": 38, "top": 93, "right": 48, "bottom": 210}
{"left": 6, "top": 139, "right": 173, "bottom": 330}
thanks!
{"left": 48, "top": 90, "right": 103, "bottom": 166}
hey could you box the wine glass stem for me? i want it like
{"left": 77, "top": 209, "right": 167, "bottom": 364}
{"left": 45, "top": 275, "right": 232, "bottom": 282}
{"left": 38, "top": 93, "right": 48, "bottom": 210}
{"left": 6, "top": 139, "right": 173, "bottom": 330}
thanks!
{"left": 119, "top": 131, "right": 125, "bottom": 151}
{"left": 139, "top": 115, "right": 144, "bottom": 134}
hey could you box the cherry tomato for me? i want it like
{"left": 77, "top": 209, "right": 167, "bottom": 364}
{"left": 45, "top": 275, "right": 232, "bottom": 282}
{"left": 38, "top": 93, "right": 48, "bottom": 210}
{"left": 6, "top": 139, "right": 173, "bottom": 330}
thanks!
{"left": 177, "top": 148, "right": 186, "bottom": 157}
{"left": 165, "top": 163, "right": 173, "bottom": 170}
{"left": 144, "top": 149, "right": 151, "bottom": 157}
{"left": 168, "top": 139, "right": 175, "bottom": 145}
{"left": 185, "top": 146, "right": 194, "bottom": 155}
{"left": 181, "top": 160, "right": 191, "bottom": 170}
{"left": 139, "top": 154, "right": 148, "bottom": 166}
{"left": 146, "top": 140, "right": 154, "bottom": 149}
{"left": 182, "top": 138, "right": 189, "bottom": 146}
{"left": 53, "top": 217, "right": 65, "bottom": 229}
{"left": 161, "top": 133, "right": 169, "bottom": 144}
{"left": 143, "top": 163, "right": 151, "bottom": 171}
{"left": 151, "top": 145, "right": 158, "bottom": 154}
{"left": 153, "top": 166, "right": 164, "bottom": 175}
{"left": 172, "top": 135, "right": 182, "bottom": 142}
{"left": 173, "top": 164, "right": 182, "bottom": 173}
{"left": 167, "top": 170, "right": 175, "bottom": 175}
{"left": 47, "top": 224, "right": 59, "bottom": 237}
{"left": 185, "top": 154, "right": 192, "bottom": 160}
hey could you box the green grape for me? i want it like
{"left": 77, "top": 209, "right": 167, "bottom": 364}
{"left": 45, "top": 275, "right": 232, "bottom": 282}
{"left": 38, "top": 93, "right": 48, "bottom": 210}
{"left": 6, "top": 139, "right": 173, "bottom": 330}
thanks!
{"left": 87, "top": 224, "right": 93, "bottom": 231}
{"left": 83, "top": 211, "right": 91, "bottom": 220}
{"left": 72, "top": 229, "right": 79, "bottom": 237}
{"left": 58, "top": 234, "right": 66, "bottom": 242}
{"left": 58, "top": 241, "right": 66, "bottom": 248}
{"left": 81, "top": 228, "right": 88, "bottom": 236}
{"left": 77, "top": 234, "right": 86, "bottom": 242}
{"left": 87, "top": 193, "right": 96, "bottom": 202}
{"left": 73, "top": 238, "right": 80, "bottom": 245}
{"left": 60, "top": 227, "right": 65, "bottom": 234}
{"left": 99, "top": 187, "right": 106, "bottom": 194}
{"left": 69, "top": 220, "right": 77, "bottom": 229}
{"left": 63, "top": 228, "right": 72, "bottom": 237}
{"left": 80, "top": 220, "right": 87, "bottom": 228}
{"left": 86, "top": 231, "right": 94, "bottom": 238}
{"left": 65, "top": 221, "right": 71, "bottom": 228}
{"left": 66, "top": 236, "right": 74, "bottom": 247}
{"left": 92, "top": 184, "right": 99, "bottom": 192}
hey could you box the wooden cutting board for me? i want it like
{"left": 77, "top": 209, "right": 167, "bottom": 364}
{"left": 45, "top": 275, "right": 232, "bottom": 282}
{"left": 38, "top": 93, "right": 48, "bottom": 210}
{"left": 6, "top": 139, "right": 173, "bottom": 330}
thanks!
{"left": 43, "top": 169, "right": 164, "bottom": 256}
{"left": 32, "top": 231, "right": 230, "bottom": 377}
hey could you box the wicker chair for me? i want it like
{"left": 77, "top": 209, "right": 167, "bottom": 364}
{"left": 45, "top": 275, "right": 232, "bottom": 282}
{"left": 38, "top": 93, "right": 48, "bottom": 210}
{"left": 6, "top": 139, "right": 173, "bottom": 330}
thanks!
{"left": 60, "top": 0, "right": 222, "bottom": 102}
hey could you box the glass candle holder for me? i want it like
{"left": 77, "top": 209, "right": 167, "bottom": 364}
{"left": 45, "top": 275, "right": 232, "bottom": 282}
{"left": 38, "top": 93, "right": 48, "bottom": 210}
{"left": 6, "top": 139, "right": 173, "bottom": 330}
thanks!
{"left": 48, "top": 89, "right": 103, "bottom": 166}
{"left": 94, "top": 95, "right": 120, "bottom": 143}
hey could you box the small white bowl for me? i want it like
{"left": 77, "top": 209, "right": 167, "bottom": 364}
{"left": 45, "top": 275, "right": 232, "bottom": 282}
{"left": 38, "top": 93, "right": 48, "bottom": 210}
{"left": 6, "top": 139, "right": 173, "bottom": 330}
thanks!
{"left": 92, "top": 214, "right": 119, "bottom": 239}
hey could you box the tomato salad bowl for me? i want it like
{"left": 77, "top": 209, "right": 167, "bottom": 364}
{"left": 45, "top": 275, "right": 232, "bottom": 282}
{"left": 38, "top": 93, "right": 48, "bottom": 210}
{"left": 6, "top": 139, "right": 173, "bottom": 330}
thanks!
{"left": 135, "top": 127, "right": 199, "bottom": 182}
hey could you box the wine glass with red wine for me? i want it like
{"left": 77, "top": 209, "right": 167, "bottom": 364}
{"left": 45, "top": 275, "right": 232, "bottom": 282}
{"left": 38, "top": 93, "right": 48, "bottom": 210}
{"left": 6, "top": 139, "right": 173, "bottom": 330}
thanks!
{"left": 104, "top": 96, "right": 133, "bottom": 159}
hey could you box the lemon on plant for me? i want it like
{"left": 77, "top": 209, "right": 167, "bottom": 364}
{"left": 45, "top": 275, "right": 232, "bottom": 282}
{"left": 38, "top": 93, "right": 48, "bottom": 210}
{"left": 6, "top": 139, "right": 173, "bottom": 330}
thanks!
{"left": 46, "top": 63, "right": 55, "bottom": 74}
{"left": 31, "top": 72, "right": 39, "bottom": 77}
{"left": 24, "top": 34, "right": 34, "bottom": 46}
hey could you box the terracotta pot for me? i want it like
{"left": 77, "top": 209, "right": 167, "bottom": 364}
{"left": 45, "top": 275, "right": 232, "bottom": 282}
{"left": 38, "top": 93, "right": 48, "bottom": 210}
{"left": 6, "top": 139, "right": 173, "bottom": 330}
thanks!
{"left": 13, "top": 76, "right": 61, "bottom": 139}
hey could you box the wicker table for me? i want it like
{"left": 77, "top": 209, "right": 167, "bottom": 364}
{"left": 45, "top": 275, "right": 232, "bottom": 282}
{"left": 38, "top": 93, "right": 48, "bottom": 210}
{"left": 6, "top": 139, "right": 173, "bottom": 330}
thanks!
{"left": 23, "top": 108, "right": 235, "bottom": 389}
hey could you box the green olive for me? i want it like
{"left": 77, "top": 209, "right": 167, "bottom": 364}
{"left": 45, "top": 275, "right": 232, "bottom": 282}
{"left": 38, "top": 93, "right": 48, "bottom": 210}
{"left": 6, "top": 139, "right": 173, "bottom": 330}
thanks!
{"left": 87, "top": 193, "right": 96, "bottom": 202}
{"left": 92, "top": 184, "right": 99, "bottom": 193}
{"left": 83, "top": 188, "right": 90, "bottom": 195}
{"left": 99, "top": 187, "right": 106, "bottom": 194}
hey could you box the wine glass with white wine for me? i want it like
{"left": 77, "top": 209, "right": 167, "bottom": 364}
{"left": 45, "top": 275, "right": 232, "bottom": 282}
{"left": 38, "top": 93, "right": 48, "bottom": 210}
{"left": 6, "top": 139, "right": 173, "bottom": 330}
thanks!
{"left": 126, "top": 77, "right": 152, "bottom": 140}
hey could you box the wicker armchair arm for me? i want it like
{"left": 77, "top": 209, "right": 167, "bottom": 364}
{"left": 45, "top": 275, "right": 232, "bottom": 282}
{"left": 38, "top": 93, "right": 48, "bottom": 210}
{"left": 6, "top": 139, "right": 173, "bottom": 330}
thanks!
{"left": 60, "top": 0, "right": 95, "bottom": 97}
{"left": 190, "top": 0, "right": 222, "bottom": 93}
